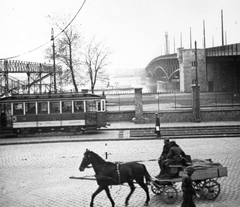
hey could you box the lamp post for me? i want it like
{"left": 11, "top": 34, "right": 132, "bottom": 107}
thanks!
{"left": 51, "top": 28, "right": 57, "bottom": 93}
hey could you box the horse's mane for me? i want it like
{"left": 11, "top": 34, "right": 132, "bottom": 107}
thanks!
{"left": 87, "top": 151, "right": 117, "bottom": 167}
{"left": 87, "top": 151, "right": 106, "bottom": 164}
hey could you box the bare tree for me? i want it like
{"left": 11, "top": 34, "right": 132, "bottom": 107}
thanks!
{"left": 56, "top": 26, "right": 82, "bottom": 92}
{"left": 45, "top": 16, "right": 83, "bottom": 93}
{"left": 45, "top": 16, "right": 111, "bottom": 93}
{"left": 84, "top": 40, "right": 111, "bottom": 93}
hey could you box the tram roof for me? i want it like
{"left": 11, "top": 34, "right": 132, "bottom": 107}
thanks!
{"left": 0, "top": 93, "right": 104, "bottom": 101}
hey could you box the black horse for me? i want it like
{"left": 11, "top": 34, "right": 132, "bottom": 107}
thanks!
{"left": 79, "top": 149, "right": 151, "bottom": 207}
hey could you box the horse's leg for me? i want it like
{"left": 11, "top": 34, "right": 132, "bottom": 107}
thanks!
{"left": 90, "top": 186, "right": 104, "bottom": 207}
{"left": 104, "top": 186, "right": 115, "bottom": 207}
{"left": 135, "top": 178, "right": 150, "bottom": 206}
{"left": 125, "top": 181, "right": 135, "bottom": 206}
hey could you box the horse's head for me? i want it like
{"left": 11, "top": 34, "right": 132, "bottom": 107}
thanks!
{"left": 79, "top": 149, "right": 92, "bottom": 172}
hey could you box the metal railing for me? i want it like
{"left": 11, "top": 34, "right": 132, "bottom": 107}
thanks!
{"left": 206, "top": 43, "right": 240, "bottom": 57}
{"left": 106, "top": 92, "right": 240, "bottom": 112}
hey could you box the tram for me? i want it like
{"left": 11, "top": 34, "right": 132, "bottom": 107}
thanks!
{"left": 0, "top": 93, "right": 107, "bottom": 135}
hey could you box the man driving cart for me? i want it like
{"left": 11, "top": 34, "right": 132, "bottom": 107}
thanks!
{"left": 161, "top": 140, "right": 187, "bottom": 177}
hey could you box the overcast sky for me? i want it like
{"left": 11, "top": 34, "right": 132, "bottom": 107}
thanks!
{"left": 1, "top": 0, "right": 240, "bottom": 70}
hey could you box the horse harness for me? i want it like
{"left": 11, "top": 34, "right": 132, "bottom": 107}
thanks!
{"left": 116, "top": 162, "right": 121, "bottom": 184}
{"left": 94, "top": 162, "right": 122, "bottom": 185}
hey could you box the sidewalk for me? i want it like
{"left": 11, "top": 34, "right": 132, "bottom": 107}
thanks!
{"left": 107, "top": 120, "right": 240, "bottom": 130}
{"left": 0, "top": 121, "right": 239, "bottom": 145}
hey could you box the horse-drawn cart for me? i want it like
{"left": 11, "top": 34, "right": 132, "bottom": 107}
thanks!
{"left": 75, "top": 150, "right": 228, "bottom": 206}
{"left": 151, "top": 159, "right": 228, "bottom": 204}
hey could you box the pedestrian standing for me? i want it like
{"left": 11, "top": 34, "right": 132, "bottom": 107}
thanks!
{"left": 155, "top": 113, "right": 161, "bottom": 137}
{"left": 181, "top": 166, "right": 198, "bottom": 207}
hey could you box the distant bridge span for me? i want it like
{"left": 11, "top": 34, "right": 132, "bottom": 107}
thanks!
{"left": 145, "top": 43, "right": 240, "bottom": 93}
{"left": 146, "top": 54, "right": 179, "bottom": 81}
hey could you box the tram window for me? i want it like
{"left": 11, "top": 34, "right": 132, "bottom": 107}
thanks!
{"left": 86, "top": 101, "right": 97, "bottom": 112}
{"left": 25, "top": 102, "right": 36, "bottom": 115}
{"left": 97, "top": 101, "right": 101, "bottom": 111}
{"left": 38, "top": 102, "right": 48, "bottom": 114}
{"left": 13, "top": 103, "right": 24, "bottom": 115}
{"left": 101, "top": 100, "right": 105, "bottom": 111}
{"left": 62, "top": 101, "right": 72, "bottom": 113}
{"left": 50, "top": 102, "right": 60, "bottom": 114}
{"left": 73, "top": 101, "right": 84, "bottom": 113}
{"left": 0, "top": 103, "right": 11, "bottom": 116}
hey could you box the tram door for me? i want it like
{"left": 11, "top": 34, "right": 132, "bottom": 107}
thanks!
{"left": 96, "top": 100, "right": 106, "bottom": 127}
{"left": 0, "top": 103, "right": 12, "bottom": 129}
{"left": 85, "top": 101, "right": 97, "bottom": 126}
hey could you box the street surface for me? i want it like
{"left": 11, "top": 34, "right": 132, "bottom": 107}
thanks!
{"left": 0, "top": 137, "right": 240, "bottom": 207}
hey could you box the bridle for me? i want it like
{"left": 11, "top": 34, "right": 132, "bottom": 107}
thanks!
{"left": 81, "top": 152, "right": 122, "bottom": 184}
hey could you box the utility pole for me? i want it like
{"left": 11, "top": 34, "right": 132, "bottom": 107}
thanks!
{"left": 221, "top": 9, "right": 224, "bottom": 46}
{"left": 225, "top": 31, "right": 227, "bottom": 45}
{"left": 203, "top": 20, "right": 206, "bottom": 48}
{"left": 180, "top": 32, "right": 182, "bottom": 48}
{"left": 173, "top": 36, "right": 175, "bottom": 53}
{"left": 194, "top": 41, "right": 200, "bottom": 122}
{"left": 195, "top": 41, "right": 199, "bottom": 90}
{"left": 51, "top": 28, "right": 57, "bottom": 93}
{"left": 190, "top": 27, "right": 192, "bottom": 49}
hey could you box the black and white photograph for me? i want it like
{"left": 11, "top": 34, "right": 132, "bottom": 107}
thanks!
{"left": 0, "top": 0, "right": 240, "bottom": 206}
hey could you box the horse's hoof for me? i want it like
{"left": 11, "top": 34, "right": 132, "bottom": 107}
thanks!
{"left": 125, "top": 201, "right": 129, "bottom": 206}
{"left": 144, "top": 202, "right": 149, "bottom": 206}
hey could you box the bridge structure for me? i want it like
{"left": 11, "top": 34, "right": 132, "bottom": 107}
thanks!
{"left": 145, "top": 53, "right": 179, "bottom": 92}
{"left": 0, "top": 60, "right": 62, "bottom": 95}
{"left": 145, "top": 43, "right": 240, "bottom": 93}
{"left": 205, "top": 44, "right": 240, "bottom": 92}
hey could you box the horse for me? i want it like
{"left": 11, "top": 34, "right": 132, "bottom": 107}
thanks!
{"left": 79, "top": 149, "right": 151, "bottom": 207}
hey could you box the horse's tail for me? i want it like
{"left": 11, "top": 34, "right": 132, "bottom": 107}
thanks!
{"left": 142, "top": 164, "right": 152, "bottom": 184}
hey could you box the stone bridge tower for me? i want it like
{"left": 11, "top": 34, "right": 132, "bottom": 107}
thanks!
{"left": 177, "top": 48, "right": 207, "bottom": 92}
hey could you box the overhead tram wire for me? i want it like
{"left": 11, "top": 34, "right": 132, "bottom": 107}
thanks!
{"left": 0, "top": 0, "right": 87, "bottom": 61}
{"left": 0, "top": 41, "right": 51, "bottom": 61}
{"left": 51, "top": 0, "right": 87, "bottom": 40}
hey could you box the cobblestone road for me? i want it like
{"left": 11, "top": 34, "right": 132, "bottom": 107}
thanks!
{"left": 0, "top": 138, "right": 240, "bottom": 207}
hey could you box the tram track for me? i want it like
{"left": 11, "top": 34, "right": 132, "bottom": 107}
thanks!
{"left": 119, "top": 126, "right": 240, "bottom": 139}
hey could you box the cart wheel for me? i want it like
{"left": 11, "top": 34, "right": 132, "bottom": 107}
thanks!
{"left": 151, "top": 183, "right": 163, "bottom": 195}
{"left": 203, "top": 179, "right": 220, "bottom": 200}
{"left": 161, "top": 186, "right": 178, "bottom": 204}
{"left": 192, "top": 180, "right": 205, "bottom": 197}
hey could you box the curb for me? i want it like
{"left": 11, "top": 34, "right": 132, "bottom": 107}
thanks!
{"left": 1, "top": 133, "right": 239, "bottom": 146}
{"left": 1, "top": 121, "right": 239, "bottom": 145}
